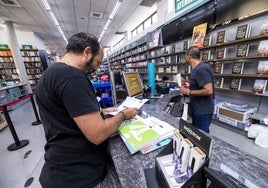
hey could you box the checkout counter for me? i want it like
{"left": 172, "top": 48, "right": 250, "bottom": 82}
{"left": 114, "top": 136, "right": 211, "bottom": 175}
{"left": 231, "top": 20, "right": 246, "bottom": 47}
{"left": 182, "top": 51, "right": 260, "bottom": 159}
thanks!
{"left": 102, "top": 91, "right": 268, "bottom": 187}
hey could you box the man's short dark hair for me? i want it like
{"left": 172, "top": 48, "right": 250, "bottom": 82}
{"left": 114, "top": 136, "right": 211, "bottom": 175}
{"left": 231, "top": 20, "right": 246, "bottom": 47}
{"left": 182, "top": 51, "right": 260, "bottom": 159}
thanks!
{"left": 66, "top": 32, "right": 100, "bottom": 56}
{"left": 186, "top": 46, "right": 200, "bottom": 59}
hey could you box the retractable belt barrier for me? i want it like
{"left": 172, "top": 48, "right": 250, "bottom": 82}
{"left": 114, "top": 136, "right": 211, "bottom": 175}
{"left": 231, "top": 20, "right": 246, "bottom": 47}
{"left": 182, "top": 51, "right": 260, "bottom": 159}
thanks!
{"left": 0, "top": 93, "right": 42, "bottom": 151}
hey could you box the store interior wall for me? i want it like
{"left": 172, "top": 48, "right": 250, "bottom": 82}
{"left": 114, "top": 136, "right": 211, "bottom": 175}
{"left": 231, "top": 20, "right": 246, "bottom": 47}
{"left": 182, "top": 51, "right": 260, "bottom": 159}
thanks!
{"left": 109, "top": 0, "right": 209, "bottom": 55}
{"left": 0, "top": 30, "right": 47, "bottom": 51}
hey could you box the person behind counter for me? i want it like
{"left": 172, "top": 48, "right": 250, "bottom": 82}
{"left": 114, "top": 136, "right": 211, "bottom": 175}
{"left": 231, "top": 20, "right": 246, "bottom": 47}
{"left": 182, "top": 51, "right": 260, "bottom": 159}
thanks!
{"left": 36, "top": 32, "right": 138, "bottom": 188}
{"left": 179, "top": 46, "right": 215, "bottom": 133}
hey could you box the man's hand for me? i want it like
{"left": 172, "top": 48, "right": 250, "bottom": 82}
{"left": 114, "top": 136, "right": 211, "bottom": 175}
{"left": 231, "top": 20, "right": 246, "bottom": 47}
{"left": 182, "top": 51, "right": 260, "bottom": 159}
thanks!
{"left": 121, "top": 107, "right": 139, "bottom": 120}
{"left": 179, "top": 86, "right": 189, "bottom": 95}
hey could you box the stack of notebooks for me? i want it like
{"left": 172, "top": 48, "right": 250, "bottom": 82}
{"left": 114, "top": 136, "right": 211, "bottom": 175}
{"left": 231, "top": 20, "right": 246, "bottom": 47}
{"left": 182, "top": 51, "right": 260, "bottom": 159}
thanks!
{"left": 118, "top": 116, "right": 176, "bottom": 154}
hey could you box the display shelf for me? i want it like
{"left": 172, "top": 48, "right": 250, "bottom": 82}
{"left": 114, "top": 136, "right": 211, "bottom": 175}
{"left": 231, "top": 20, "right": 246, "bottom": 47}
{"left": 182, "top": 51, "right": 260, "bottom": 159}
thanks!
{"left": 0, "top": 113, "right": 7, "bottom": 131}
{"left": 214, "top": 74, "right": 268, "bottom": 78}
{"left": 21, "top": 49, "right": 43, "bottom": 85}
{"left": 201, "top": 34, "right": 268, "bottom": 50}
{"left": 207, "top": 55, "right": 268, "bottom": 62}
{"left": 92, "top": 81, "right": 113, "bottom": 107}
{"left": 0, "top": 83, "right": 28, "bottom": 112}
{"left": 108, "top": 12, "right": 268, "bottom": 99}
{"left": 0, "top": 49, "right": 19, "bottom": 83}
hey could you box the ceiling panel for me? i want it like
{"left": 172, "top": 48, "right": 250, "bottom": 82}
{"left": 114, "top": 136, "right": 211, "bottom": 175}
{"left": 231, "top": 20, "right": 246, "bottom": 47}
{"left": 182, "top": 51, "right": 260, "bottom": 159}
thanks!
{"left": 0, "top": 0, "right": 157, "bottom": 56}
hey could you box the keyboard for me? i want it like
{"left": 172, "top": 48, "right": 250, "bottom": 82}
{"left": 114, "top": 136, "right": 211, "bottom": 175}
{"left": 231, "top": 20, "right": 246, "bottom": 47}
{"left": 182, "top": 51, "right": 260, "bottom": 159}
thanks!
{"left": 170, "top": 103, "right": 184, "bottom": 117}
{"left": 135, "top": 94, "right": 144, "bottom": 100}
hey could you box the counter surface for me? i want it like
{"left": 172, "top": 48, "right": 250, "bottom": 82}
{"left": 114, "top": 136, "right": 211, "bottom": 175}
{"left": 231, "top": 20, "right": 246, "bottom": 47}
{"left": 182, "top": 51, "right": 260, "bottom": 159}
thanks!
{"left": 108, "top": 91, "right": 268, "bottom": 188}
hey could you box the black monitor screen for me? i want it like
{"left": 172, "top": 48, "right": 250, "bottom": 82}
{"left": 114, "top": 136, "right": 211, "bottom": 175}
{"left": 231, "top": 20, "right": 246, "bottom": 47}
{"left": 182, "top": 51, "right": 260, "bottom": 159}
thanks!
{"left": 181, "top": 1, "right": 215, "bottom": 39}
{"left": 161, "top": 19, "right": 183, "bottom": 45}
{"left": 215, "top": 0, "right": 268, "bottom": 26}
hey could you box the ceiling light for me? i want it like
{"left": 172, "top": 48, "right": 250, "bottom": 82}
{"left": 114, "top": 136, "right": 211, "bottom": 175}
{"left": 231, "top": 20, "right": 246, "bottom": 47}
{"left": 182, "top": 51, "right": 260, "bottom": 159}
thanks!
{"left": 62, "top": 35, "right": 67, "bottom": 43}
{"left": 41, "top": 0, "right": 67, "bottom": 46}
{"left": 41, "top": 0, "right": 51, "bottom": 10}
{"left": 103, "top": 19, "right": 112, "bottom": 31}
{"left": 56, "top": 25, "right": 64, "bottom": 35}
{"left": 48, "top": 11, "right": 59, "bottom": 26}
{"left": 99, "top": 30, "right": 105, "bottom": 41}
{"left": 99, "top": 0, "right": 123, "bottom": 42}
{"left": 109, "top": 1, "right": 122, "bottom": 20}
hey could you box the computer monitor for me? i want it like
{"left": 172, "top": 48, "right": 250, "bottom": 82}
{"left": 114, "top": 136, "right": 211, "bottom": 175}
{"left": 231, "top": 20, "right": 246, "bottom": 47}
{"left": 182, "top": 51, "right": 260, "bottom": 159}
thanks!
{"left": 122, "top": 72, "right": 143, "bottom": 97}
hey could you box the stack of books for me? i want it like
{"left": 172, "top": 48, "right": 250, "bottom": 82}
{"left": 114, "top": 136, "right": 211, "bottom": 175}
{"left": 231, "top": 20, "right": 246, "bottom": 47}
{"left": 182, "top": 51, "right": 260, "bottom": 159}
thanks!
{"left": 118, "top": 116, "right": 176, "bottom": 154}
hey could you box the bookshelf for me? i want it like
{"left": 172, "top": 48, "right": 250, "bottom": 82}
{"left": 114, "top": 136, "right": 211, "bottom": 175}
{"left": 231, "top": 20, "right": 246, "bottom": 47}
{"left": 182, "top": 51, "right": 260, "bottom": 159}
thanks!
{"left": 199, "top": 32, "right": 268, "bottom": 95}
{"left": 0, "top": 49, "right": 20, "bottom": 84}
{"left": 109, "top": 13, "right": 268, "bottom": 89}
{"left": 21, "top": 49, "right": 43, "bottom": 85}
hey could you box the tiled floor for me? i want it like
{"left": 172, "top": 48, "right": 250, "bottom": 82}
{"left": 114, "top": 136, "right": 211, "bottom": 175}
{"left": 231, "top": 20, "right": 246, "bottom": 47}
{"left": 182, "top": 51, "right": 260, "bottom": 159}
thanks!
{"left": 0, "top": 101, "right": 267, "bottom": 188}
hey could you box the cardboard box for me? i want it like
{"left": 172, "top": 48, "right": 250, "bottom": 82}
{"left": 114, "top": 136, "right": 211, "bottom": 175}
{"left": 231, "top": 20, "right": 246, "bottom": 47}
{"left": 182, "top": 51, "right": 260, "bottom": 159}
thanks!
{"left": 217, "top": 114, "right": 250, "bottom": 130}
{"left": 218, "top": 106, "right": 254, "bottom": 122}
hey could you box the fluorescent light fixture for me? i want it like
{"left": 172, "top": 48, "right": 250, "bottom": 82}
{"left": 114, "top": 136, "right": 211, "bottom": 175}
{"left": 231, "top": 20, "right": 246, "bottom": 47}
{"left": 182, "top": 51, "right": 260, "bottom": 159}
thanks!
{"left": 62, "top": 35, "right": 67, "bottom": 42}
{"left": 99, "top": 0, "right": 123, "bottom": 42}
{"left": 109, "top": 1, "right": 122, "bottom": 19}
{"left": 103, "top": 19, "right": 112, "bottom": 31}
{"left": 41, "top": 0, "right": 51, "bottom": 10}
{"left": 48, "top": 11, "right": 59, "bottom": 26}
{"left": 41, "top": 0, "right": 67, "bottom": 47}
{"left": 99, "top": 30, "right": 105, "bottom": 40}
{"left": 56, "top": 25, "right": 64, "bottom": 35}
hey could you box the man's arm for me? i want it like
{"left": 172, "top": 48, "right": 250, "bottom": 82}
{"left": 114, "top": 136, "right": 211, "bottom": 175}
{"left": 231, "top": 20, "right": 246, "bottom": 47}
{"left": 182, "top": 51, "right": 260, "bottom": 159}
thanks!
{"left": 180, "top": 83, "right": 213, "bottom": 96}
{"left": 73, "top": 107, "right": 137, "bottom": 145}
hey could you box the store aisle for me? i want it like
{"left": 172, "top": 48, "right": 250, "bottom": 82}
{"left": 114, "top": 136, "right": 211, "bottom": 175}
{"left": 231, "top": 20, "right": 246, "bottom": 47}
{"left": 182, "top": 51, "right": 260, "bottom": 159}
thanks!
{"left": 0, "top": 100, "right": 45, "bottom": 188}
{"left": 210, "top": 122, "right": 268, "bottom": 164}
{"left": 0, "top": 101, "right": 267, "bottom": 188}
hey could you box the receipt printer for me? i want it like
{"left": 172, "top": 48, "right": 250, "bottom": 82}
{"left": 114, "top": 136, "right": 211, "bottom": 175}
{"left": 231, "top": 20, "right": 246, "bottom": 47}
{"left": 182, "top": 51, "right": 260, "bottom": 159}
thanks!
{"left": 156, "top": 83, "right": 170, "bottom": 94}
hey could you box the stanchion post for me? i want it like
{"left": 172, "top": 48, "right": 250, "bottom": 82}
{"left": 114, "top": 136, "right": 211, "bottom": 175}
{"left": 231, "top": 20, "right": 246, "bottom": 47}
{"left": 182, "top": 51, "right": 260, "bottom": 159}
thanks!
{"left": 2, "top": 105, "right": 29, "bottom": 151}
{"left": 30, "top": 94, "right": 42, "bottom": 125}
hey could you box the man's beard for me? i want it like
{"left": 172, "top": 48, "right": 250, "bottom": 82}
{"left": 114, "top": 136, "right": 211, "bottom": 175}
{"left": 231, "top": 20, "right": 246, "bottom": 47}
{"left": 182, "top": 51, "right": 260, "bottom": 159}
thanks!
{"left": 84, "top": 57, "right": 95, "bottom": 75}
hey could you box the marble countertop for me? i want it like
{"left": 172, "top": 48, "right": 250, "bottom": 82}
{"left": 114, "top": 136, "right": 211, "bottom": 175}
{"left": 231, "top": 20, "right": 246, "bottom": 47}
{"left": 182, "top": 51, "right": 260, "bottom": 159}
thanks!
{"left": 108, "top": 91, "right": 268, "bottom": 188}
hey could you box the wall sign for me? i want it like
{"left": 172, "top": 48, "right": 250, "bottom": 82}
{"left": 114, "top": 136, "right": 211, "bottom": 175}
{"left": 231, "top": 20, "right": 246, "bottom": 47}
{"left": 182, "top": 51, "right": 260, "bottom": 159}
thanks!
{"left": 175, "top": 0, "right": 209, "bottom": 15}
{"left": 21, "top": 45, "right": 33, "bottom": 49}
{"left": 0, "top": 44, "right": 9, "bottom": 49}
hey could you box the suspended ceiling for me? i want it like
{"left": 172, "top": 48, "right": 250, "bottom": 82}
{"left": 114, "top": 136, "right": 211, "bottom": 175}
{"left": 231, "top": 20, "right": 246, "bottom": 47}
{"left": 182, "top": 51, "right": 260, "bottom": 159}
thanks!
{"left": 0, "top": 0, "right": 157, "bottom": 56}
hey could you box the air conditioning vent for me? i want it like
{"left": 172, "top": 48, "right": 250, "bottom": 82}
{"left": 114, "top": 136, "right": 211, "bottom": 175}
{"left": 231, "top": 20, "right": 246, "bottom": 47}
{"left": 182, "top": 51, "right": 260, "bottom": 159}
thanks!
{"left": 139, "top": 0, "right": 159, "bottom": 7}
{"left": 115, "top": 31, "right": 125, "bottom": 35}
{"left": 90, "top": 12, "right": 103, "bottom": 19}
{"left": 0, "top": 0, "right": 21, "bottom": 7}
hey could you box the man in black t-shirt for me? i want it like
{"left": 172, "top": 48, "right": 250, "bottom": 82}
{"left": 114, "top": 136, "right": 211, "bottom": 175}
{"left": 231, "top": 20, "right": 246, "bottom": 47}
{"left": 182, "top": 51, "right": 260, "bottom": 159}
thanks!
{"left": 36, "top": 33, "right": 138, "bottom": 188}
{"left": 179, "top": 46, "right": 215, "bottom": 133}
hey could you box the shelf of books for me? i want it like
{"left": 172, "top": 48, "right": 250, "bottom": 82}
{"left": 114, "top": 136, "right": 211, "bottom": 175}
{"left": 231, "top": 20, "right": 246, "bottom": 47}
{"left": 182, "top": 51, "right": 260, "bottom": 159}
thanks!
{"left": 21, "top": 49, "right": 43, "bottom": 85}
{"left": 108, "top": 12, "right": 268, "bottom": 97}
{"left": 197, "top": 16, "right": 268, "bottom": 98}
{"left": 0, "top": 49, "right": 20, "bottom": 84}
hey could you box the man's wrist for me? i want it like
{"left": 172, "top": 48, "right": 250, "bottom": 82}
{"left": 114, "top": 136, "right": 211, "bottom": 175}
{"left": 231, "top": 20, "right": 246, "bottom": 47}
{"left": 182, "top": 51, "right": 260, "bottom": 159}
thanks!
{"left": 118, "top": 111, "right": 126, "bottom": 121}
{"left": 187, "top": 89, "right": 190, "bottom": 96}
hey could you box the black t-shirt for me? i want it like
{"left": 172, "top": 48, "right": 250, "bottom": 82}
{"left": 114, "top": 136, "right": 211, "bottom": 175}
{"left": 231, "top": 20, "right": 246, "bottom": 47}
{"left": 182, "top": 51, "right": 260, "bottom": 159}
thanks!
{"left": 189, "top": 62, "right": 215, "bottom": 115}
{"left": 36, "top": 63, "right": 108, "bottom": 188}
